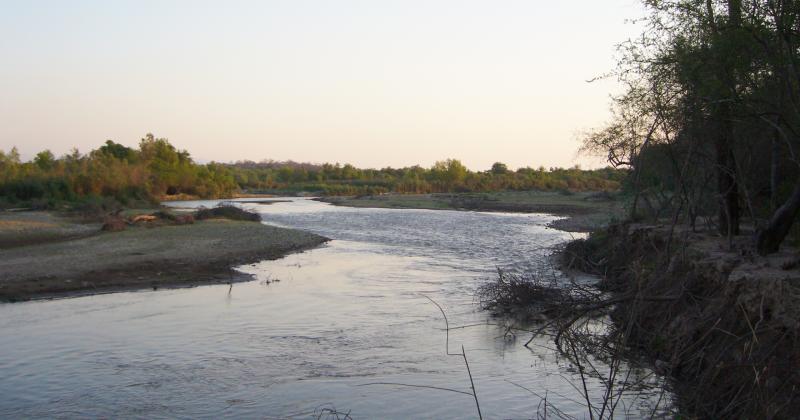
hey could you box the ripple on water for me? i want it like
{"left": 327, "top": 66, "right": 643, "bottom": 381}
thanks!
{"left": 0, "top": 198, "right": 669, "bottom": 418}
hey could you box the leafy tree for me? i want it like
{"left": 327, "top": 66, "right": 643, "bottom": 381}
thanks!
{"left": 98, "top": 140, "right": 137, "bottom": 162}
{"left": 491, "top": 162, "right": 509, "bottom": 175}
{"left": 34, "top": 150, "right": 55, "bottom": 170}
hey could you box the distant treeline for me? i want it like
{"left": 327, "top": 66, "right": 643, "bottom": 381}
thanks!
{"left": 0, "top": 134, "right": 624, "bottom": 207}
{"left": 227, "top": 159, "right": 624, "bottom": 195}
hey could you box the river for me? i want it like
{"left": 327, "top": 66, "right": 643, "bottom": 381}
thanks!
{"left": 0, "top": 198, "right": 668, "bottom": 418}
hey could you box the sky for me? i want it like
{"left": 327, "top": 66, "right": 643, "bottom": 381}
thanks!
{"left": 0, "top": 0, "right": 644, "bottom": 170}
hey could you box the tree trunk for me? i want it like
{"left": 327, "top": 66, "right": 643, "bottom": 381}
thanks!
{"left": 715, "top": 104, "right": 740, "bottom": 236}
{"left": 770, "top": 131, "right": 780, "bottom": 212}
{"left": 714, "top": 0, "right": 742, "bottom": 238}
{"left": 756, "top": 180, "right": 800, "bottom": 254}
{"left": 727, "top": 0, "right": 741, "bottom": 26}
{"left": 770, "top": 87, "right": 785, "bottom": 212}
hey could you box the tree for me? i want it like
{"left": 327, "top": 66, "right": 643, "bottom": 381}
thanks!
{"left": 581, "top": 0, "right": 800, "bottom": 252}
{"left": 99, "top": 140, "right": 137, "bottom": 162}
{"left": 491, "top": 162, "right": 509, "bottom": 175}
{"left": 431, "top": 159, "right": 468, "bottom": 187}
{"left": 34, "top": 150, "right": 55, "bottom": 170}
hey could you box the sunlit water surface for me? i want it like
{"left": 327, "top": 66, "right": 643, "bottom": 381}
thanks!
{"left": 0, "top": 198, "right": 667, "bottom": 418}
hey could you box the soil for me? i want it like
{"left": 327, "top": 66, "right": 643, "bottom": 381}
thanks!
{"left": 563, "top": 223, "right": 800, "bottom": 418}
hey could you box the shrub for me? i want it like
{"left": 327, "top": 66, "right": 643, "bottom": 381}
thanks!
{"left": 477, "top": 269, "right": 568, "bottom": 317}
{"left": 101, "top": 216, "right": 127, "bottom": 232}
{"left": 71, "top": 196, "right": 124, "bottom": 218}
{"left": 193, "top": 204, "right": 261, "bottom": 222}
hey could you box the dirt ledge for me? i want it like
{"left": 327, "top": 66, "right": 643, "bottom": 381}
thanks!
{"left": 563, "top": 223, "right": 800, "bottom": 418}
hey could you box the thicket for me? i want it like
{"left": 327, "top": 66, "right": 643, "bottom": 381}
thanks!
{"left": 1, "top": 136, "right": 625, "bottom": 209}
{"left": 226, "top": 159, "right": 624, "bottom": 195}
{"left": 583, "top": 0, "right": 800, "bottom": 255}
{"left": 0, "top": 134, "right": 236, "bottom": 208}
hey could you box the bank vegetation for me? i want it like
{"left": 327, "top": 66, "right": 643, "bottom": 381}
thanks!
{"left": 0, "top": 136, "right": 624, "bottom": 210}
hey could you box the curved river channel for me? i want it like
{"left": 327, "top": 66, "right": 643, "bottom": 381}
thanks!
{"left": 0, "top": 198, "right": 669, "bottom": 418}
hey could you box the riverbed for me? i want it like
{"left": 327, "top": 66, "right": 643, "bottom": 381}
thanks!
{"left": 0, "top": 198, "right": 667, "bottom": 418}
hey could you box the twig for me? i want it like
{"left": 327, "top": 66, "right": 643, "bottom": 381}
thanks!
{"left": 422, "top": 294, "right": 459, "bottom": 356}
{"left": 569, "top": 340, "right": 595, "bottom": 420}
{"left": 356, "top": 382, "right": 473, "bottom": 396}
{"left": 505, "top": 380, "right": 575, "bottom": 420}
{"left": 462, "top": 345, "right": 483, "bottom": 420}
{"left": 422, "top": 294, "right": 483, "bottom": 419}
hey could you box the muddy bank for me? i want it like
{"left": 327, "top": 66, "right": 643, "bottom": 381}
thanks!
{"left": 563, "top": 223, "right": 800, "bottom": 418}
{"left": 0, "top": 215, "right": 328, "bottom": 302}
{"left": 318, "top": 191, "right": 625, "bottom": 232}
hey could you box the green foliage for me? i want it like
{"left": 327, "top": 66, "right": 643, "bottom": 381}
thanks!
{"left": 0, "top": 136, "right": 625, "bottom": 208}
{"left": 0, "top": 134, "right": 238, "bottom": 207}
{"left": 229, "top": 160, "right": 625, "bottom": 196}
{"left": 34, "top": 150, "right": 55, "bottom": 170}
{"left": 491, "top": 162, "right": 509, "bottom": 175}
{"left": 98, "top": 140, "right": 137, "bottom": 162}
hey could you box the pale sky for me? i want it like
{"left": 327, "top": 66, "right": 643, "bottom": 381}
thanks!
{"left": 0, "top": 1, "right": 643, "bottom": 170}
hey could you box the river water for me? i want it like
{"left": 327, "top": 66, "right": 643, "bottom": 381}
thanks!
{"left": 0, "top": 198, "right": 668, "bottom": 418}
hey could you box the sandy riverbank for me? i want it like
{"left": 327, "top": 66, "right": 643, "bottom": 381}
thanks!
{"left": 0, "top": 212, "right": 328, "bottom": 302}
{"left": 317, "top": 191, "right": 625, "bottom": 232}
